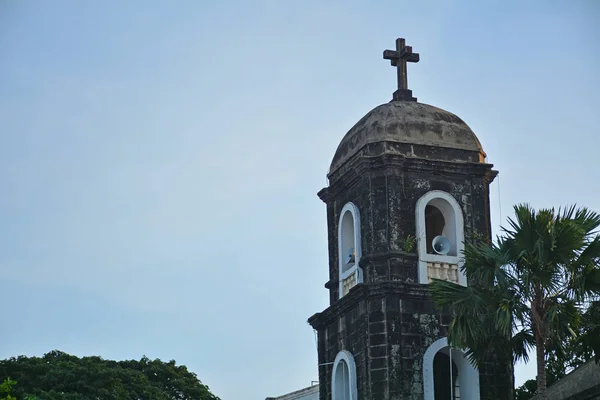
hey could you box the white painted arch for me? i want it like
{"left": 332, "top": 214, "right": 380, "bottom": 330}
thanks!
{"left": 332, "top": 350, "right": 358, "bottom": 400}
{"left": 415, "top": 190, "right": 467, "bottom": 285}
{"left": 423, "top": 337, "right": 480, "bottom": 400}
{"left": 338, "top": 202, "right": 362, "bottom": 298}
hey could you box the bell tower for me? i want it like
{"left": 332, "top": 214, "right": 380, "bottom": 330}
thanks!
{"left": 308, "top": 38, "right": 511, "bottom": 400}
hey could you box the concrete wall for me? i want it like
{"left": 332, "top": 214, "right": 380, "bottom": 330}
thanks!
{"left": 266, "top": 384, "right": 319, "bottom": 400}
{"left": 531, "top": 361, "right": 600, "bottom": 400}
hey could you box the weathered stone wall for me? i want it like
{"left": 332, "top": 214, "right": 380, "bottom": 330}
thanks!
{"left": 309, "top": 283, "right": 510, "bottom": 400}
{"left": 311, "top": 147, "right": 509, "bottom": 399}
{"left": 319, "top": 149, "right": 496, "bottom": 305}
{"left": 316, "top": 299, "right": 368, "bottom": 399}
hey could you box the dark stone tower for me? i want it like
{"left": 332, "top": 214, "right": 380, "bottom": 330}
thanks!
{"left": 308, "top": 38, "right": 511, "bottom": 400}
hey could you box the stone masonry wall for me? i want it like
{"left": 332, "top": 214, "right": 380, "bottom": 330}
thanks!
{"left": 309, "top": 283, "right": 510, "bottom": 400}
{"left": 311, "top": 147, "right": 507, "bottom": 399}
{"left": 319, "top": 151, "right": 496, "bottom": 303}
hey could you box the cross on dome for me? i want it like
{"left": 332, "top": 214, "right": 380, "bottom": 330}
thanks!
{"left": 383, "top": 38, "right": 420, "bottom": 101}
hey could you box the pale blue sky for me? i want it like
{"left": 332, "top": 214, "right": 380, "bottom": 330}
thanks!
{"left": 0, "top": 1, "right": 598, "bottom": 399}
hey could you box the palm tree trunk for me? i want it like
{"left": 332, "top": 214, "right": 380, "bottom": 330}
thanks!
{"left": 503, "top": 353, "right": 515, "bottom": 400}
{"left": 509, "top": 362, "right": 515, "bottom": 400}
{"left": 534, "top": 329, "right": 547, "bottom": 399}
{"left": 533, "top": 296, "right": 547, "bottom": 400}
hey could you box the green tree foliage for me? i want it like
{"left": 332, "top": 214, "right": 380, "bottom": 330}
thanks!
{"left": 0, "top": 378, "right": 17, "bottom": 400}
{"left": 0, "top": 378, "right": 38, "bottom": 400}
{"left": 430, "top": 204, "right": 600, "bottom": 400}
{"left": 0, "top": 350, "right": 220, "bottom": 400}
{"left": 515, "top": 379, "right": 537, "bottom": 400}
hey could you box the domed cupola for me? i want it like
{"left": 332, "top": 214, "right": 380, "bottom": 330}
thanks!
{"left": 329, "top": 101, "right": 487, "bottom": 177}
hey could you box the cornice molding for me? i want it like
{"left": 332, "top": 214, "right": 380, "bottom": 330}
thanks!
{"left": 308, "top": 281, "right": 430, "bottom": 329}
{"left": 323, "top": 153, "right": 497, "bottom": 201}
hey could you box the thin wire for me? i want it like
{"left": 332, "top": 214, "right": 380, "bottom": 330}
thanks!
{"left": 344, "top": 361, "right": 350, "bottom": 399}
{"left": 449, "top": 349, "right": 453, "bottom": 400}
{"left": 497, "top": 173, "right": 502, "bottom": 226}
{"left": 313, "top": 328, "right": 320, "bottom": 382}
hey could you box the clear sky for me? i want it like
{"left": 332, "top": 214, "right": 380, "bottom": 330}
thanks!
{"left": 0, "top": 1, "right": 598, "bottom": 399}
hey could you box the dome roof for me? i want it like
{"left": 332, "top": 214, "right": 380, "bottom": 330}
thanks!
{"left": 329, "top": 101, "right": 486, "bottom": 175}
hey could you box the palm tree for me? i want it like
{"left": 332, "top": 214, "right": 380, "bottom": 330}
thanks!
{"left": 430, "top": 233, "right": 533, "bottom": 400}
{"left": 430, "top": 204, "right": 600, "bottom": 400}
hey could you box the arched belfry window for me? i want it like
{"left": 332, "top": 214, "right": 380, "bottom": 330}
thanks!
{"left": 425, "top": 205, "right": 446, "bottom": 254}
{"left": 332, "top": 350, "right": 358, "bottom": 400}
{"left": 338, "top": 203, "right": 362, "bottom": 298}
{"left": 416, "top": 191, "right": 466, "bottom": 285}
{"left": 423, "top": 338, "right": 480, "bottom": 400}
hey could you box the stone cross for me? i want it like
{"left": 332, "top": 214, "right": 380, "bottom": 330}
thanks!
{"left": 383, "top": 38, "right": 420, "bottom": 101}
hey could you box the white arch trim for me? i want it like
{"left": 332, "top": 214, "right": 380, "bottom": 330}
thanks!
{"left": 415, "top": 190, "right": 466, "bottom": 285}
{"left": 338, "top": 202, "right": 362, "bottom": 298}
{"left": 423, "top": 337, "right": 480, "bottom": 400}
{"left": 332, "top": 350, "right": 358, "bottom": 400}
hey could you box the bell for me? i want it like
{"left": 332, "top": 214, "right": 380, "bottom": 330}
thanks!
{"left": 432, "top": 235, "right": 451, "bottom": 255}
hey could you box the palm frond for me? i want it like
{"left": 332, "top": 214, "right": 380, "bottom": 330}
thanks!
{"left": 430, "top": 279, "right": 491, "bottom": 317}
{"left": 568, "top": 206, "right": 600, "bottom": 236}
{"left": 511, "top": 328, "right": 535, "bottom": 364}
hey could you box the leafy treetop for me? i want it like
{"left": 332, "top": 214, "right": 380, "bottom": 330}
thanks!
{"left": 0, "top": 350, "right": 220, "bottom": 400}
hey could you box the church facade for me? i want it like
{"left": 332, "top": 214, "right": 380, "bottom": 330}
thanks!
{"left": 306, "top": 38, "right": 512, "bottom": 400}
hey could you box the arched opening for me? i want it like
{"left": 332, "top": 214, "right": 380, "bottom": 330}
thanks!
{"left": 332, "top": 350, "right": 358, "bottom": 400}
{"left": 416, "top": 191, "right": 466, "bottom": 285}
{"left": 334, "top": 359, "right": 350, "bottom": 400}
{"left": 424, "top": 197, "right": 457, "bottom": 256}
{"left": 425, "top": 205, "right": 446, "bottom": 254}
{"left": 340, "top": 211, "right": 356, "bottom": 272}
{"left": 338, "top": 203, "right": 362, "bottom": 298}
{"left": 433, "top": 352, "right": 460, "bottom": 400}
{"left": 423, "top": 338, "right": 479, "bottom": 400}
